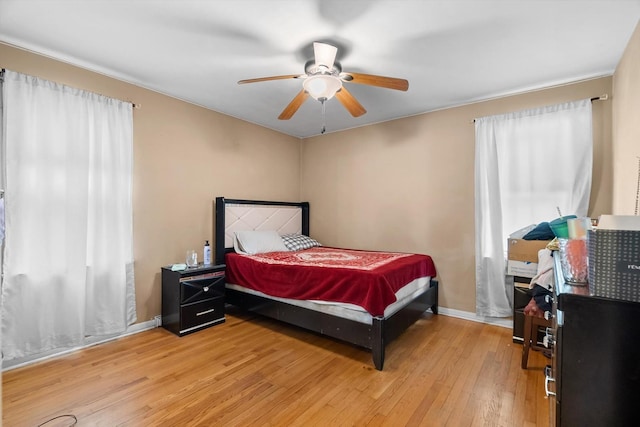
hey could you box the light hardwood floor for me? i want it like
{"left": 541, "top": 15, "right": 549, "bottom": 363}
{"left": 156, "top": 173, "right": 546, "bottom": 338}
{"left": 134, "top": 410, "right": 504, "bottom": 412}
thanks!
{"left": 3, "top": 308, "right": 551, "bottom": 426}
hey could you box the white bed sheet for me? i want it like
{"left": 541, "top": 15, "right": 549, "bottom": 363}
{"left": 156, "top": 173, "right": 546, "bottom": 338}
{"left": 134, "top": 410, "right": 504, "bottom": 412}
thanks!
{"left": 225, "top": 275, "right": 432, "bottom": 325}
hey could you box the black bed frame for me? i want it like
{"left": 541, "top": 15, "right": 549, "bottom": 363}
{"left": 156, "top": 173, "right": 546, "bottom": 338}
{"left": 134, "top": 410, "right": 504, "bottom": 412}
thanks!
{"left": 215, "top": 197, "right": 438, "bottom": 370}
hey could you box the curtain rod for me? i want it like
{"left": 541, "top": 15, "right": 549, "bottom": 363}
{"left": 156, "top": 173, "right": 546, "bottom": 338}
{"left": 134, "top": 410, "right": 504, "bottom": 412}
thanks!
{"left": 1, "top": 68, "right": 140, "bottom": 109}
{"left": 471, "top": 94, "right": 610, "bottom": 123}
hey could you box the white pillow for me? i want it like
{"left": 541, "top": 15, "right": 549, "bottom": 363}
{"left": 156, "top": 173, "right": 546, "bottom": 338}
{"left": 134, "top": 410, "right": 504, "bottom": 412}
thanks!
{"left": 234, "top": 230, "right": 289, "bottom": 255}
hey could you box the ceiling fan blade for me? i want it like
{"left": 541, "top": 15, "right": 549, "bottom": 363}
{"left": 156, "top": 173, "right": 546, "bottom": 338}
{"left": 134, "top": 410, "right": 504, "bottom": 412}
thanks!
{"left": 313, "top": 42, "right": 338, "bottom": 69}
{"left": 238, "top": 74, "right": 304, "bottom": 84}
{"left": 335, "top": 87, "right": 366, "bottom": 117}
{"left": 278, "top": 89, "right": 310, "bottom": 120}
{"left": 341, "top": 72, "right": 409, "bottom": 91}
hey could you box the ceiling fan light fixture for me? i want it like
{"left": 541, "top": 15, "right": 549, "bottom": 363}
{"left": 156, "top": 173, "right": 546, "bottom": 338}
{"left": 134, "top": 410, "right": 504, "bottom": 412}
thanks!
{"left": 313, "top": 42, "right": 338, "bottom": 69}
{"left": 303, "top": 74, "right": 342, "bottom": 101}
{"left": 239, "top": 41, "right": 407, "bottom": 121}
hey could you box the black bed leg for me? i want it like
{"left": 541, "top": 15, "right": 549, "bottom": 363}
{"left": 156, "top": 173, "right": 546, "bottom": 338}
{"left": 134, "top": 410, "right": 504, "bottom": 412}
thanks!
{"left": 372, "top": 318, "right": 385, "bottom": 370}
{"left": 430, "top": 279, "right": 439, "bottom": 315}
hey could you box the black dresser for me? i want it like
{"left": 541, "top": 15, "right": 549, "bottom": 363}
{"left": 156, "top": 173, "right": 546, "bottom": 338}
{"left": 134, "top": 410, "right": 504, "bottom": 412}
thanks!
{"left": 548, "top": 253, "right": 640, "bottom": 427}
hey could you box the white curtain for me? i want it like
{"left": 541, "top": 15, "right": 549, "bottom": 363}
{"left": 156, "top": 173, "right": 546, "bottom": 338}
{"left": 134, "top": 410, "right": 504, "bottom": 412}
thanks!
{"left": 475, "top": 99, "right": 592, "bottom": 317}
{"left": 1, "top": 70, "right": 136, "bottom": 359}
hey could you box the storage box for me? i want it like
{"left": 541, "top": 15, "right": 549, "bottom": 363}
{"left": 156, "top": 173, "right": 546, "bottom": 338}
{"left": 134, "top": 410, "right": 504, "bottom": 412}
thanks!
{"left": 507, "top": 261, "right": 538, "bottom": 278}
{"left": 587, "top": 229, "right": 640, "bottom": 302}
{"left": 506, "top": 238, "right": 551, "bottom": 278}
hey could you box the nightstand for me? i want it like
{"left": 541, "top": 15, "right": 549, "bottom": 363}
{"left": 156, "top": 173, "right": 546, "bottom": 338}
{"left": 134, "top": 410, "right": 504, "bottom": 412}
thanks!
{"left": 161, "top": 263, "right": 226, "bottom": 336}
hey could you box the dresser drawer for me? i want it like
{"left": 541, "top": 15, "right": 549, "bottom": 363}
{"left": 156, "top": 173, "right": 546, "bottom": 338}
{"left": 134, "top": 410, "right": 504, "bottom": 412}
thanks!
{"left": 181, "top": 297, "right": 225, "bottom": 333}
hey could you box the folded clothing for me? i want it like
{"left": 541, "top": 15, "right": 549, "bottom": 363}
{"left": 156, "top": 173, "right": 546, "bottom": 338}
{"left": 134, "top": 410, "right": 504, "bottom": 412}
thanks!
{"left": 529, "top": 248, "right": 554, "bottom": 290}
{"left": 523, "top": 284, "right": 552, "bottom": 317}
{"left": 523, "top": 221, "right": 555, "bottom": 240}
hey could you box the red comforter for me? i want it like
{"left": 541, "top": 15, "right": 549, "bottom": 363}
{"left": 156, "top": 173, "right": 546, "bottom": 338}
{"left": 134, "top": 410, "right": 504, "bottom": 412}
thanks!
{"left": 225, "top": 247, "right": 437, "bottom": 316}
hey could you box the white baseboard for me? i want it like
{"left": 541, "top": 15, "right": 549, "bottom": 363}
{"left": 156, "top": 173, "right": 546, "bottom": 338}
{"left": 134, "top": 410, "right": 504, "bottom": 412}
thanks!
{"left": 2, "top": 317, "right": 160, "bottom": 372}
{"left": 437, "top": 307, "right": 513, "bottom": 329}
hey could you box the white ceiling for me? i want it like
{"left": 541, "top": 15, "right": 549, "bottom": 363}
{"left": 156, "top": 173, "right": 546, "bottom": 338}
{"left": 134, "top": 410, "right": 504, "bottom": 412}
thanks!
{"left": 0, "top": 0, "right": 639, "bottom": 138}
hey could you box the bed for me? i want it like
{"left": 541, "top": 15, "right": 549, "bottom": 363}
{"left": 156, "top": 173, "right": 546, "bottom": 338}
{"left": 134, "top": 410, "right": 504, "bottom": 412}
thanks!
{"left": 215, "top": 197, "right": 438, "bottom": 370}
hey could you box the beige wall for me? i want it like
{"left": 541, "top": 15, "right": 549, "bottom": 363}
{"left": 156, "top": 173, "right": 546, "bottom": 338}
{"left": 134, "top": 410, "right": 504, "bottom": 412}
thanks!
{"left": 301, "top": 78, "right": 613, "bottom": 313}
{"left": 612, "top": 21, "right": 640, "bottom": 214}
{"left": 0, "top": 40, "right": 621, "bottom": 318}
{"left": 0, "top": 43, "right": 301, "bottom": 323}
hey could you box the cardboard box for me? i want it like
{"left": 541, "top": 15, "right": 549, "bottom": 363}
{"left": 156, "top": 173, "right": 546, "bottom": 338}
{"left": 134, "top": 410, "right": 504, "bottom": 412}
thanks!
{"left": 506, "top": 238, "right": 551, "bottom": 278}
{"left": 507, "top": 238, "right": 551, "bottom": 262}
{"left": 507, "top": 260, "right": 538, "bottom": 278}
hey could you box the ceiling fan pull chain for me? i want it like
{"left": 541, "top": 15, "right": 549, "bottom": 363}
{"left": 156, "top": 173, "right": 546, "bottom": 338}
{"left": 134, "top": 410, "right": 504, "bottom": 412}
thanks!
{"left": 321, "top": 99, "right": 327, "bottom": 134}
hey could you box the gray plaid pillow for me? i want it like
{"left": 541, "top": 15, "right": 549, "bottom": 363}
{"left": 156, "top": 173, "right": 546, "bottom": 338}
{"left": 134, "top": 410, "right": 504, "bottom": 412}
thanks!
{"left": 281, "top": 234, "right": 321, "bottom": 251}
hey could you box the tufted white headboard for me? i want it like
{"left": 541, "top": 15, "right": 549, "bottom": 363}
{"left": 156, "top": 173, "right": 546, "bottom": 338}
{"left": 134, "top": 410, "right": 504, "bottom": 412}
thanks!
{"left": 214, "top": 197, "right": 309, "bottom": 265}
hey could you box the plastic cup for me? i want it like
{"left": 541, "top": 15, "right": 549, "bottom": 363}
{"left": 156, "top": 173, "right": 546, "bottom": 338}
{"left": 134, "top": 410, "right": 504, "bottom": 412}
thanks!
{"left": 567, "top": 217, "right": 592, "bottom": 239}
{"left": 186, "top": 250, "right": 198, "bottom": 267}
{"left": 557, "top": 238, "right": 588, "bottom": 285}
{"left": 549, "top": 215, "right": 577, "bottom": 238}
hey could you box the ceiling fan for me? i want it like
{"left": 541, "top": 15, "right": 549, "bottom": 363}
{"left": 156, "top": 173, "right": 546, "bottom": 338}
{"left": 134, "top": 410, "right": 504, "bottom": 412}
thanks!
{"left": 238, "top": 42, "right": 409, "bottom": 124}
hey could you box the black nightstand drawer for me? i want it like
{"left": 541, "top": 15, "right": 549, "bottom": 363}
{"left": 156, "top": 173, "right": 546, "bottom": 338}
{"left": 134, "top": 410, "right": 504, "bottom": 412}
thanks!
{"left": 181, "top": 297, "right": 225, "bottom": 333}
{"left": 180, "top": 271, "right": 225, "bottom": 304}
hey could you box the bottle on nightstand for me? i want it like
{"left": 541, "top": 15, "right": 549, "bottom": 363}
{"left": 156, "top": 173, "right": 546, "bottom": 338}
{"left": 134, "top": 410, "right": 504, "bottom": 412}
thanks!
{"left": 204, "top": 240, "right": 211, "bottom": 265}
